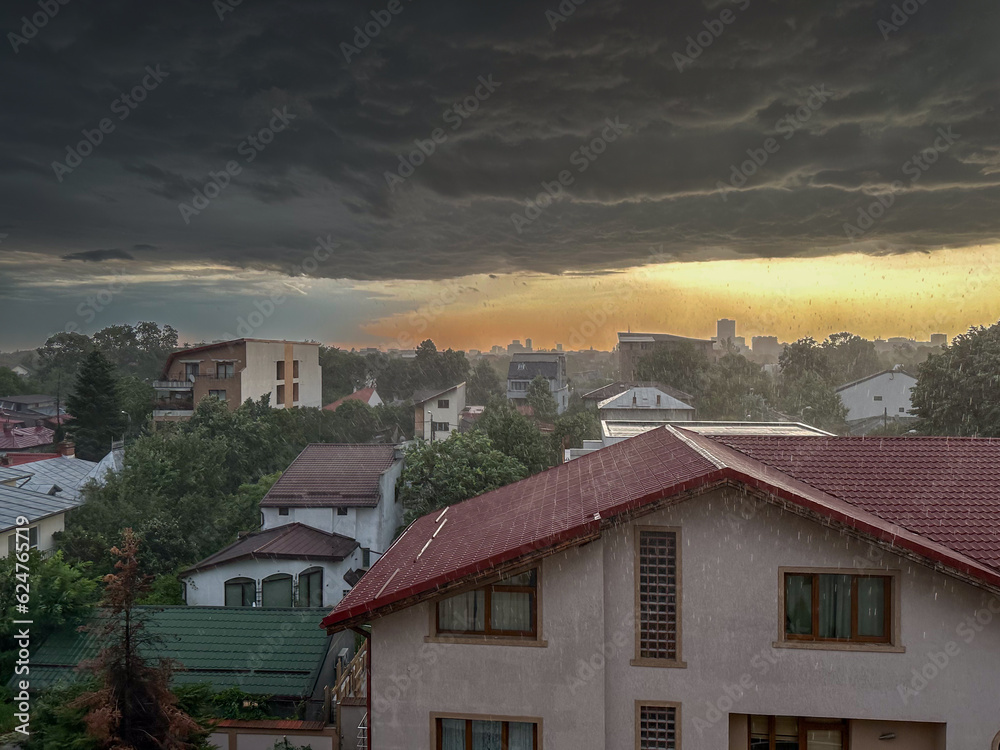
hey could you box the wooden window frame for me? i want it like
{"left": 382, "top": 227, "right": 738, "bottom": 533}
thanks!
{"left": 427, "top": 566, "right": 546, "bottom": 647}
{"left": 292, "top": 382, "right": 299, "bottom": 402}
{"left": 276, "top": 384, "right": 285, "bottom": 403}
{"left": 438, "top": 399, "right": 450, "bottom": 408}
{"left": 292, "top": 359, "right": 299, "bottom": 378}
{"left": 276, "top": 360, "right": 285, "bottom": 380}
{"left": 430, "top": 712, "right": 542, "bottom": 750}
{"left": 631, "top": 525, "right": 686, "bottom": 668}
{"left": 635, "top": 701, "right": 681, "bottom": 750}
{"left": 776, "top": 567, "right": 903, "bottom": 653}
{"left": 748, "top": 716, "right": 850, "bottom": 749}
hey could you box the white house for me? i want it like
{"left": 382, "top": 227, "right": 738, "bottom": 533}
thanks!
{"left": 412, "top": 384, "right": 466, "bottom": 441}
{"left": 597, "top": 386, "right": 696, "bottom": 422}
{"left": 323, "top": 427, "right": 1000, "bottom": 749}
{"left": 180, "top": 523, "right": 364, "bottom": 608}
{"left": 0, "top": 482, "right": 85, "bottom": 557}
{"left": 836, "top": 368, "right": 917, "bottom": 425}
{"left": 259, "top": 443, "right": 405, "bottom": 566}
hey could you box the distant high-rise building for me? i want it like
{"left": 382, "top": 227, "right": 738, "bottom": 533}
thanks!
{"left": 930, "top": 333, "right": 948, "bottom": 347}
{"left": 491, "top": 345, "right": 505, "bottom": 355}
{"left": 752, "top": 336, "right": 782, "bottom": 361}
{"left": 717, "top": 319, "right": 737, "bottom": 342}
{"left": 555, "top": 343, "right": 564, "bottom": 352}
{"left": 525, "top": 338, "right": 533, "bottom": 351}
{"left": 507, "top": 340, "right": 526, "bottom": 354}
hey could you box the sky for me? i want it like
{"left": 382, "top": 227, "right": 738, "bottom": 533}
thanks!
{"left": 1, "top": 0, "right": 999, "bottom": 351}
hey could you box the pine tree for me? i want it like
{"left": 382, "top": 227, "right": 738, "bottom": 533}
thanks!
{"left": 67, "top": 349, "right": 127, "bottom": 460}
{"left": 71, "top": 529, "right": 205, "bottom": 749}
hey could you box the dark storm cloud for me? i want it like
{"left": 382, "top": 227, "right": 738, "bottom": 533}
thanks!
{"left": 62, "top": 248, "right": 135, "bottom": 262}
{"left": 1, "top": 0, "right": 999, "bottom": 283}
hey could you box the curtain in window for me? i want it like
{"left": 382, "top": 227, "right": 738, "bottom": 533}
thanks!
{"left": 817, "top": 574, "right": 852, "bottom": 638}
{"left": 507, "top": 722, "right": 535, "bottom": 750}
{"left": 857, "top": 577, "right": 885, "bottom": 637}
{"left": 785, "top": 575, "right": 813, "bottom": 635}
{"left": 491, "top": 591, "right": 532, "bottom": 632}
{"left": 438, "top": 591, "right": 485, "bottom": 631}
{"left": 440, "top": 719, "right": 465, "bottom": 750}
{"left": 261, "top": 575, "right": 292, "bottom": 607}
{"left": 471, "top": 720, "right": 502, "bottom": 750}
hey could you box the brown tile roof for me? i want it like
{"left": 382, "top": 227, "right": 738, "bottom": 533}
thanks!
{"left": 323, "top": 387, "right": 378, "bottom": 411}
{"left": 261, "top": 443, "right": 399, "bottom": 508}
{"left": 181, "top": 523, "right": 358, "bottom": 574}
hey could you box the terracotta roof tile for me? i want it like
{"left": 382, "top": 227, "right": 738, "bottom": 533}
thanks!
{"left": 322, "top": 429, "right": 1000, "bottom": 632}
{"left": 261, "top": 443, "right": 399, "bottom": 508}
{"left": 182, "top": 523, "right": 358, "bottom": 574}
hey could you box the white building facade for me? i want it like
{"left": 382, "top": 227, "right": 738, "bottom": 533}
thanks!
{"left": 836, "top": 369, "right": 917, "bottom": 422}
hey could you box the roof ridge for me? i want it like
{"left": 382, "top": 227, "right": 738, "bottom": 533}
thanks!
{"left": 667, "top": 426, "right": 726, "bottom": 469}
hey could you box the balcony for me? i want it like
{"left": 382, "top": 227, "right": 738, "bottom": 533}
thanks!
{"left": 153, "top": 397, "right": 195, "bottom": 411}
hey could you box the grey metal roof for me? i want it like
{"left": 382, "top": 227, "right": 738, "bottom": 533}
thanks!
{"left": 18, "top": 457, "right": 99, "bottom": 501}
{"left": 598, "top": 387, "right": 694, "bottom": 411}
{"left": 410, "top": 383, "right": 464, "bottom": 405}
{"left": 0, "top": 483, "right": 84, "bottom": 532}
{"left": 181, "top": 523, "right": 359, "bottom": 574}
{"left": 0, "top": 466, "right": 33, "bottom": 484}
{"left": 506, "top": 361, "right": 558, "bottom": 380}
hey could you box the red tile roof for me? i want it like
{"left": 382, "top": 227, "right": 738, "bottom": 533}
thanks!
{"left": 322, "top": 428, "right": 1000, "bottom": 632}
{"left": 261, "top": 443, "right": 399, "bottom": 508}
{"left": 323, "top": 387, "right": 377, "bottom": 411}
{"left": 181, "top": 523, "right": 358, "bottom": 574}
{"left": 1, "top": 452, "right": 61, "bottom": 466}
{"left": 0, "top": 427, "right": 55, "bottom": 451}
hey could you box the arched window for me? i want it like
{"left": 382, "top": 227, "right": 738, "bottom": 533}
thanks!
{"left": 298, "top": 567, "right": 324, "bottom": 608}
{"left": 224, "top": 577, "right": 255, "bottom": 607}
{"left": 261, "top": 574, "right": 293, "bottom": 607}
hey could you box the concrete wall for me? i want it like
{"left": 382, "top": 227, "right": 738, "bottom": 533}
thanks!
{"left": 242, "top": 341, "right": 322, "bottom": 409}
{"left": 183, "top": 549, "right": 363, "bottom": 607}
{"left": 1, "top": 513, "right": 65, "bottom": 558}
{"left": 369, "top": 544, "right": 606, "bottom": 750}
{"left": 838, "top": 371, "right": 916, "bottom": 421}
{"left": 417, "top": 384, "right": 465, "bottom": 441}
{"left": 260, "top": 459, "right": 403, "bottom": 559}
{"left": 367, "top": 487, "right": 1000, "bottom": 749}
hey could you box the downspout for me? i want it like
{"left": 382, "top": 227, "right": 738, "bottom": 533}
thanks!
{"left": 351, "top": 626, "right": 372, "bottom": 749}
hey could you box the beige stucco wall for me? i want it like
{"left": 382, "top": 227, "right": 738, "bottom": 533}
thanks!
{"left": 242, "top": 341, "right": 321, "bottom": 409}
{"left": 368, "top": 486, "right": 1000, "bottom": 749}
{"left": 1, "top": 513, "right": 65, "bottom": 557}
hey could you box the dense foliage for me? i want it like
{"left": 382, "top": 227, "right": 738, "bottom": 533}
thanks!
{"left": 66, "top": 350, "right": 127, "bottom": 460}
{"left": 911, "top": 321, "right": 1000, "bottom": 436}
{"left": 71, "top": 530, "right": 207, "bottom": 750}
{"left": 397, "top": 431, "right": 529, "bottom": 526}
{"left": 476, "top": 397, "right": 552, "bottom": 474}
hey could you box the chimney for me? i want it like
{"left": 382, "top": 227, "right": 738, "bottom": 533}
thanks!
{"left": 58, "top": 441, "right": 75, "bottom": 459}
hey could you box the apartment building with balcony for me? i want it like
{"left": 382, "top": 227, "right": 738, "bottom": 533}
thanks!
{"left": 153, "top": 338, "right": 321, "bottom": 422}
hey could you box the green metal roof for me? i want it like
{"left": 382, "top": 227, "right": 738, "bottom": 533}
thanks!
{"left": 24, "top": 606, "right": 331, "bottom": 697}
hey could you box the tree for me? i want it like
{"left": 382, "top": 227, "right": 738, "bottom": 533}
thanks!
{"left": 525, "top": 375, "right": 558, "bottom": 424}
{"left": 66, "top": 350, "right": 127, "bottom": 461}
{"left": 911, "top": 321, "right": 1000, "bottom": 436}
{"left": 93, "top": 323, "right": 179, "bottom": 381}
{"left": 397, "top": 431, "right": 528, "bottom": 526}
{"left": 778, "top": 337, "right": 831, "bottom": 382}
{"left": 466, "top": 359, "right": 503, "bottom": 405}
{"left": 318, "top": 347, "right": 368, "bottom": 405}
{"left": 699, "top": 354, "right": 775, "bottom": 420}
{"left": 71, "top": 529, "right": 205, "bottom": 749}
{"left": 36, "top": 332, "right": 93, "bottom": 393}
{"left": 476, "top": 397, "right": 551, "bottom": 474}
{"left": 821, "top": 332, "right": 880, "bottom": 385}
{"left": 118, "top": 375, "right": 155, "bottom": 437}
{"left": 0, "top": 550, "right": 99, "bottom": 686}
{"left": 550, "top": 410, "right": 599, "bottom": 462}
{"left": 634, "top": 343, "right": 711, "bottom": 397}
{"left": 0, "top": 367, "right": 26, "bottom": 396}
{"left": 777, "top": 370, "right": 847, "bottom": 433}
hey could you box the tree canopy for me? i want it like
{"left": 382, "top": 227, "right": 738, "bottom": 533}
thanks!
{"left": 634, "top": 343, "right": 711, "bottom": 397}
{"left": 911, "top": 321, "right": 1000, "bottom": 436}
{"left": 66, "top": 349, "right": 127, "bottom": 461}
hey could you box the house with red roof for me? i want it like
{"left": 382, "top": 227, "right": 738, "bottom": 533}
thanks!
{"left": 324, "top": 386, "right": 383, "bottom": 411}
{"left": 321, "top": 426, "right": 1000, "bottom": 750}
{"left": 181, "top": 443, "right": 404, "bottom": 610}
